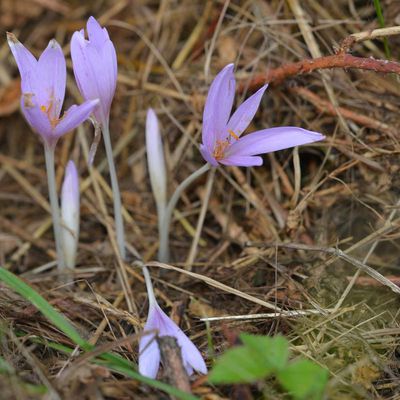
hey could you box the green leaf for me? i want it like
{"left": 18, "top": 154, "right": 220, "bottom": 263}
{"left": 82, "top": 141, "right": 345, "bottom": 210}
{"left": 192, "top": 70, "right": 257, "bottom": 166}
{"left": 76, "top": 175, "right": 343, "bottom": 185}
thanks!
{"left": 277, "top": 359, "right": 328, "bottom": 400}
{"left": 209, "top": 334, "right": 291, "bottom": 384}
{"left": 240, "top": 334, "right": 289, "bottom": 372}
{"left": 0, "top": 268, "right": 199, "bottom": 400}
{"left": 208, "top": 345, "right": 273, "bottom": 384}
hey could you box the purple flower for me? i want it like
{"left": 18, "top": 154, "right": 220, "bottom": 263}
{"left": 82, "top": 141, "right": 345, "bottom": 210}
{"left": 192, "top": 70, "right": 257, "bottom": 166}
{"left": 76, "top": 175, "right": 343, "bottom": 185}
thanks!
{"left": 200, "top": 64, "right": 325, "bottom": 167}
{"left": 61, "top": 160, "right": 80, "bottom": 269}
{"left": 7, "top": 33, "right": 99, "bottom": 149}
{"left": 139, "top": 301, "right": 207, "bottom": 379}
{"left": 71, "top": 16, "right": 117, "bottom": 125}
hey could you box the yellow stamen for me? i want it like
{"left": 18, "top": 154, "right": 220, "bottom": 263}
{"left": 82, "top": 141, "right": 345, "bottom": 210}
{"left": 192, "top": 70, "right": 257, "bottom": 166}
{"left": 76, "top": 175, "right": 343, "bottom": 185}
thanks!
{"left": 228, "top": 129, "right": 239, "bottom": 140}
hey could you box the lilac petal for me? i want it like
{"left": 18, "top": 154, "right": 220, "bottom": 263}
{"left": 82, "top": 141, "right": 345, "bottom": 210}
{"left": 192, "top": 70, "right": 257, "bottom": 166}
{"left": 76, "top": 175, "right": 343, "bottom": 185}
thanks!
{"left": 153, "top": 305, "right": 207, "bottom": 375}
{"left": 71, "top": 32, "right": 112, "bottom": 124}
{"left": 177, "top": 333, "right": 208, "bottom": 375}
{"left": 138, "top": 335, "right": 161, "bottom": 378}
{"left": 21, "top": 100, "right": 53, "bottom": 144}
{"left": 54, "top": 99, "right": 99, "bottom": 139}
{"left": 227, "top": 84, "right": 268, "bottom": 138}
{"left": 199, "top": 144, "right": 219, "bottom": 166}
{"left": 226, "top": 127, "right": 325, "bottom": 157}
{"left": 220, "top": 155, "right": 263, "bottom": 167}
{"left": 6, "top": 33, "right": 38, "bottom": 93}
{"left": 36, "top": 39, "right": 66, "bottom": 119}
{"left": 202, "top": 64, "right": 235, "bottom": 152}
{"left": 100, "top": 40, "right": 117, "bottom": 104}
{"left": 87, "top": 16, "right": 110, "bottom": 50}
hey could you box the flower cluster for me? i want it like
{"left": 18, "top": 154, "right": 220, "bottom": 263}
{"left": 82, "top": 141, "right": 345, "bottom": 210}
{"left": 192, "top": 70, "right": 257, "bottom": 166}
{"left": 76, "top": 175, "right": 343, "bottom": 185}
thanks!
{"left": 8, "top": 15, "right": 326, "bottom": 385}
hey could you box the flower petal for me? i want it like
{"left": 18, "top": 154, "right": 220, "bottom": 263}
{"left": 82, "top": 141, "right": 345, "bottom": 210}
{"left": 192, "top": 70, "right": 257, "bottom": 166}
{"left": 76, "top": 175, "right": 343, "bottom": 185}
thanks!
{"left": 199, "top": 144, "right": 219, "bottom": 166}
{"left": 21, "top": 100, "right": 53, "bottom": 144}
{"left": 226, "top": 127, "right": 325, "bottom": 157}
{"left": 87, "top": 16, "right": 110, "bottom": 50}
{"left": 146, "top": 109, "right": 167, "bottom": 207}
{"left": 54, "top": 99, "right": 99, "bottom": 139}
{"left": 36, "top": 39, "right": 66, "bottom": 119}
{"left": 6, "top": 33, "right": 38, "bottom": 93}
{"left": 227, "top": 84, "right": 268, "bottom": 137}
{"left": 139, "top": 336, "right": 161, "bottom": 378}
{"left": 202, "top": 64, "right": 235, "bottom": 151}
{"left": 178, "top": 334, "right": 208, "bottom": 375}
{"left": 71, "top": 30, "right": 114, "bottom": 124}
{"left": 220, "top": 155, "right": 263, "bottom": 167}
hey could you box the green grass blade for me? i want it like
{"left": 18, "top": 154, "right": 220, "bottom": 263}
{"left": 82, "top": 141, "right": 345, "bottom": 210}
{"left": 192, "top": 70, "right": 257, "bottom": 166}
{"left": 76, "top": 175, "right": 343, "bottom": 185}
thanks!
{"left": 373, "top": 0, "right": 391, "bottom": 58}
{"left": 0, "top": 268, "right": 90, "bottom": 350}
{"left": 0, "top": 268, "right": 200, "bottom": 400}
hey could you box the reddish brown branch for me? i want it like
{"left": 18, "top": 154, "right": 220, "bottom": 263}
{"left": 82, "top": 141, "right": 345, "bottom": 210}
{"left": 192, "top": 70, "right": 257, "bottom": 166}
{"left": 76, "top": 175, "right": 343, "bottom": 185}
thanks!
{"left": 243, "top": 54, "right": 400, "bottom": 90}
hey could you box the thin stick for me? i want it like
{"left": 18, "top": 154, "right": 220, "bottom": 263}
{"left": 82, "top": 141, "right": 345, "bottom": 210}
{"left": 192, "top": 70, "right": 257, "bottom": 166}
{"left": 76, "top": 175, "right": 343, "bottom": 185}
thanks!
{"left": 44, "top": 145, "right": 65, "bottom": 270}
{"left": 158, "top": 163, "right": 210, "bottom": 262}
{"left": 102, "top": 123, "right": 126, "bottom": 260}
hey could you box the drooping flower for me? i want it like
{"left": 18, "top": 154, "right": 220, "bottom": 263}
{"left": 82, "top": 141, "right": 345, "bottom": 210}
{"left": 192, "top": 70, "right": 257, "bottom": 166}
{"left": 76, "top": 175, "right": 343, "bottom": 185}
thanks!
{"left": 61, "top": 160, "right": 80, "bottom": 269}
{"left": 7, "top": 33, "right": 99, "bottom": 149}
{"left": 139, "top": 265, "right": 207, "bottom": 378}
{"left": 139, "top": 293, "right": 207, "bottom": 378}
{"left": 200, "top": 64, "right": 325, "bottom": 167}
{"left": 146, "top": 108, "right": 167, "bottom": 214}
{"left": 71, "top": 16, "right": 117, "bottom": 126}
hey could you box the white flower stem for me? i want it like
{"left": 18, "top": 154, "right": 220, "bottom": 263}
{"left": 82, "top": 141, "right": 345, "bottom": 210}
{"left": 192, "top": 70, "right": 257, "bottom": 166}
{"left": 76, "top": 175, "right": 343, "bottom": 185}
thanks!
{"left": 102, "top": 123, "right": 126, "bottom": 260}
{"left": 142, "top": 264, "right": 157, "bottom": 308}
{"left": 44, "top": 145, "right": 65, "bottom": 270}
{"left": 158, "top": 163, "right": 211, "bottom": 262}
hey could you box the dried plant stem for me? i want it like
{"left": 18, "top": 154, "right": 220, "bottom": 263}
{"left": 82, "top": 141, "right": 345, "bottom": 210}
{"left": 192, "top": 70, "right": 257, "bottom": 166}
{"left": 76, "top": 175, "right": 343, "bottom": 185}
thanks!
{"left": 102, "top": 123, "right": 126, "bottom": 260}
{"left": 158, "top": 163, "right": 210, "bottom": 262}
{"left": 44, "top": 145, "right": 65, "bottom": 270}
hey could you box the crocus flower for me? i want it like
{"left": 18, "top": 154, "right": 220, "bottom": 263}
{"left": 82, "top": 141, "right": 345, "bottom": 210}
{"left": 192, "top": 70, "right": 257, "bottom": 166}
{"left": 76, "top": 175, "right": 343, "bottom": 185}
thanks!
{"left": 200, "top": 64, "right": 325, "bottom": 167}
{"left": 71, "top": 16, "right": 117, "bottom": 126}
{"left": 61, "top": 160, "right": 80, "bottom": 269}
{"left": 7, "top": 33, "right": 99, "bottom": 149}
{"left": 139, "top": 302, "right": 207, "bottom": 378}
{"left": 139, "top": 266, "right": 207, "bottom": 378}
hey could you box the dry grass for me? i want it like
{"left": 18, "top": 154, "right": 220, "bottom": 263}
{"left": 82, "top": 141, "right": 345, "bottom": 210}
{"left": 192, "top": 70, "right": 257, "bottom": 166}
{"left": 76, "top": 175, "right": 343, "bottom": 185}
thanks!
{"left": 1, "top": 0, "right": 400, "bottom": 398}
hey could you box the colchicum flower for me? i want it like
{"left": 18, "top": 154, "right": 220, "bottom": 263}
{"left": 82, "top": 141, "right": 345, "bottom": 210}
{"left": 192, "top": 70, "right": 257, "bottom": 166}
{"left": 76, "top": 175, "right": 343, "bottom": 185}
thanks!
{"left": 7, "top": 33, "right": 99, "bottom": 149}
{"left": 139, "top": 267, "right": 207, "bottom": 378}
{"left": 71, "top": 16, "right": 117, "bottom": 126}
{"left": 61, "top": 160, "right": 80, "bottom": 269}
{"left": 200, "top": 64, "right": 325, "bottom": 167}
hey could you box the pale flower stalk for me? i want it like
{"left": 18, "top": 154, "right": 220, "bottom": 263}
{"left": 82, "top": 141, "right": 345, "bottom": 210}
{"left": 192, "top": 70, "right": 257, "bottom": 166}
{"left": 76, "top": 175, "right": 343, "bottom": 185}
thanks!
{"left": 71, "top": 16, "right": 126, "bottom": 260}
{"left": 7, "top": 33, "right": 98, "bottom": 269}
{"left": 61, "top": 161, "right": 80, "bottom": 269}
{"left": 139, "top": 265, "right": 207, "bottom": 378}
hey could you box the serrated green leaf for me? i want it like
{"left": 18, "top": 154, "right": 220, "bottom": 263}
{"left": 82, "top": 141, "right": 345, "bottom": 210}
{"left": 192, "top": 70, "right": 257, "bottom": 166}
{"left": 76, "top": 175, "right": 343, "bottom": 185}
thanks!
{"left": 240, "top": 334, "right": 289, "bottom": 372}
{"left": 277, "top": 359, "right": 328, "bottom": 400}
